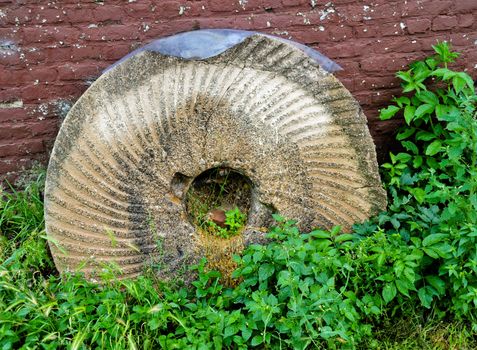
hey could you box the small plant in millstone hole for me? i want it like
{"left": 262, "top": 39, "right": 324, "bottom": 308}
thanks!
{"left": 185, "top": 167, "right": 251, "bottom": 239}
{"left": 204, "top": 207, "right": 247, "bottom": 239}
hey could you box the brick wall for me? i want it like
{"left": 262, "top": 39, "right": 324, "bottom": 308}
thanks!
{"left": 1, "top": 0, "right": 476, "bottom": 181}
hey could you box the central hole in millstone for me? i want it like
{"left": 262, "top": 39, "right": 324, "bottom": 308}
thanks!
{"left": 185, "top": 167, "right": 252, "bottom": 238}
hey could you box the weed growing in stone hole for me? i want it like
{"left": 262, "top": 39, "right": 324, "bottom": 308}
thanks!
{"left": 185, "top": 167, "right": 251, "bottom": 239}
{"left": 205, "top": 206, "right": 247, "bottom": 239}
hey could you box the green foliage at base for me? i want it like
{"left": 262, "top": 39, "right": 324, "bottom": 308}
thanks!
{"left": 1, "top": 42, "right": 477, "bottom": 349}
{"left": 377, "top": 41, "right": 477, "bottom": 325}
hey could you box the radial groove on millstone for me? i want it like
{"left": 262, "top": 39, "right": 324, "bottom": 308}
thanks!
{"left": 45, "top": 33, "right": 386, "bottom": 279}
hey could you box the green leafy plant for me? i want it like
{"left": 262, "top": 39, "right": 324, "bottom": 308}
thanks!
{"left": 204, "top": 207, "right": 247, "bottom": 239}
{"left": 378, "top": 41, "right": 477, "bottom": 325}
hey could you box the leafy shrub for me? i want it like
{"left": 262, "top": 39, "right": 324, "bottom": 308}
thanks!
{"left": 378, "top": 41, "right": 477, "bottom": 324}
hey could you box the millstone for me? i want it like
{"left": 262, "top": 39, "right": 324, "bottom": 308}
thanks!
{"left": 45, "top": 33, "right": 386, "bottom": 279}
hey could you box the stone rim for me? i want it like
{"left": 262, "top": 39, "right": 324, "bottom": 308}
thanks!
{"left": 45, "top": 34, "right": 386, "bottom": 279}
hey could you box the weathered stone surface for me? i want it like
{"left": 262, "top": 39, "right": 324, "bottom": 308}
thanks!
{"left": 45, "top": 34, "right": 386, "bottom": 279}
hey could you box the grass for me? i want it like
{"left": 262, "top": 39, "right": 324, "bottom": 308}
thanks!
{"left": 364, "top": 320, "right": 476, "bottom": 349}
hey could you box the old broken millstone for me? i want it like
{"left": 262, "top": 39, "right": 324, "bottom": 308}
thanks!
{"left": 45, "top": 31, "right": 386, "bottom": 279}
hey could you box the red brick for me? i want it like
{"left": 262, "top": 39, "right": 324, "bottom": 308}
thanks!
{"left": 29, "top": 67, "right": 58, "bottom": 83}
{"left": 209, "top": 0, "right": 239, "bottom": 12}
{"left": 42, "top": 47, "right": 72, "bottom": 62}
{"left": 0, "top": 88, "right": 22, "bottom": 103}
{"left": 0, "top": 108, "right": 29, "bottom": 123}
{"left": 419, "top": 34, "right": 451, "bottom": 50}
{"left": 154, "top": 1, "right": 187, "bottom": 17}
{"left": 0, "top": 139, "right": 44, "bottom": 157}
{"left": 457, "top": 14, "right": 474, "bottom": 28}
{"left": 380, "top": 23, "right": 405, "bottom": 36}
{"left": 281, "top": 0, "right": 309, "bottom": 7}
{"left": 30, "top": 119, "right": 59, "bottom": 137}
{"left": 448, "top": 32, "right": 473, "bottom": 46}
{"left": 0, "top": 158, "right": 43, "bottom": 179}
{"left": 92, "top": 5, "right": 124, "bottom": 22}
{"left": 0, "top": 49, "right": 21, "bottom": 66}
{"left": 21, "top": 84, "right": 52, "bottom": 101}
{"left": 338, "top": 77, "right": 355, "bottom": 91}
{"left": 289, "top": 29, "right": 329, "bottom": 44}
{"left": 20, "top": 83, "right": 84, "bottom": 103}
{"left": 101, "top": 43, "right": 133, "bottom": 60}
{"left": 84, "top": 24, "right": 140, "bottom": 41}
{"left": 320, "top": 41, "right": 362, "bottom": 58}
{"left": 403, "top": 1, "right": 452, "bottom": 16}
{"left": 0, "top": 124, "right": 31, "bottom": 140}
{"left": 454, "top": 0, "right": 477, "bottom": 12}
{"left": 406, "top": 18, "right": 431, "bottom": 34}
{"left": 432, "top": 16, "right": 458, "bottom": 31}
{"left": 0, "top": 160, "right": 24, "bottom": 177}
{"left": 21, "top": 26, "right": 81, "bottom": 44}
{"left": 349, "top": 3, "right": 396, "bottom": 21}
{"left": 352, "top": 91, "right": 372, "bottom": 106}
{"left": 266, "top": 13, "right": 294, "bottom": 27}
{"left": 30, "top": 8, "right": 65, "bottom": 24}
{"left": 0, "top": 68, "right": 13, "bottom": 85}
{"left": 65, "top": 8, "right": 94, "bottom": 23}
{"left": 360, "top": 54, "right": 417, "bottom": 73}
{"left": 327, "top": 25, "right": 353, "bottom": 41}
{"left": 356, "top": 75, "right": 400, "bottom": 90}
{"left": 333, "top": 60, "right": 360, "bottom": 73}
{"left": 4, "top": 7, "right": 32, "bottom": 25}
{"left": 370, "top": 37, "right": 423, "bottom": 54}
{"left": 57, "top": 63, "right": 101, "bottom": 80}
{"left": 177, "top": 2, "right": 209, "bottom": 17}
{"left": 69, "top": 45, "right": 104, "bottom": 61}
{"left": 353, "top": 25, "right": 380, "bottom": 38}
{"left": 125, "top": 2, "right": 155, "bottom": 19}
{"left": 0, "top": 28, "right": 18, "bottom": 40}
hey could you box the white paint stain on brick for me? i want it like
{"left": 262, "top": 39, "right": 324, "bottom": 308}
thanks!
{"left": 239, "top": 0, "right": 248, "bottom": 10}
{"left": 320, "top": 2, "right": 335, "bottom": 21}
{"left": 0, "top": 100, "right": 23, "bottom": 109}
{"left": 297, "top": 12, "right": 311, "bottom": 25}
{"left": 36, "top": 103, "right": 49, "bottom": 120}
{"left": 0, "top": 40, "right": 19, "bottom": 57}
